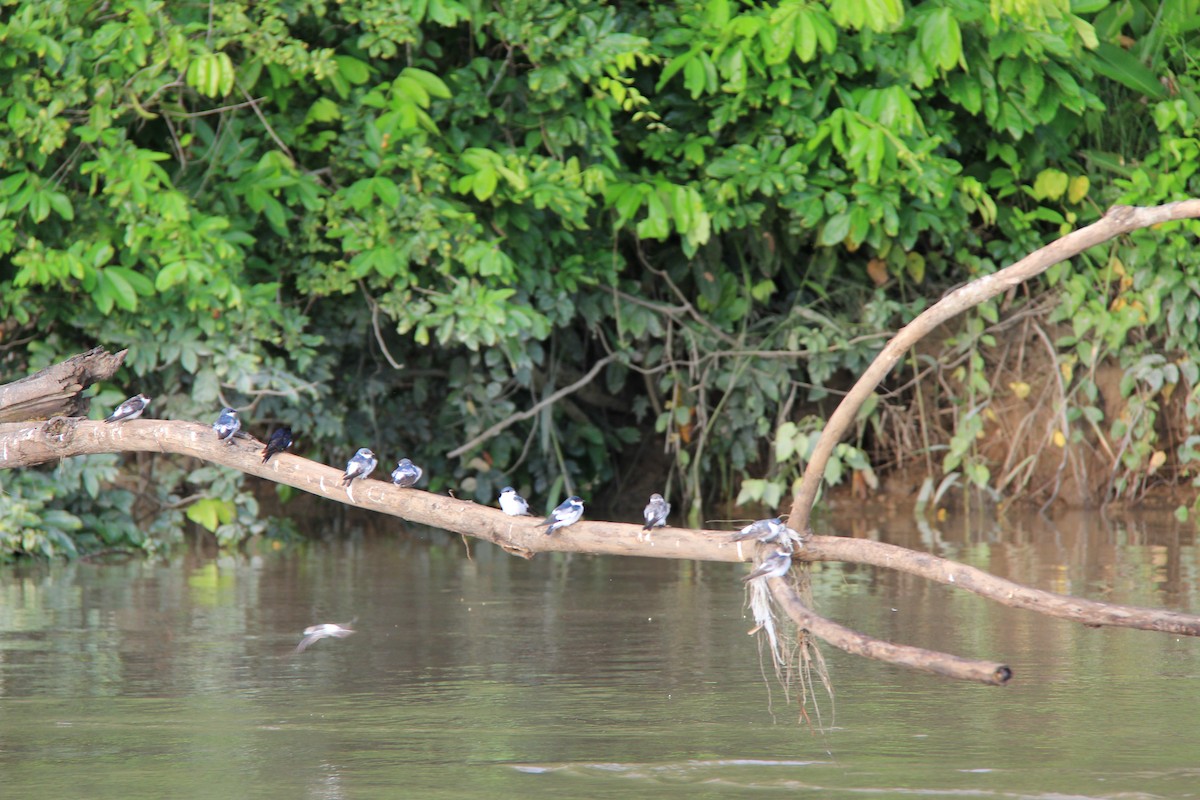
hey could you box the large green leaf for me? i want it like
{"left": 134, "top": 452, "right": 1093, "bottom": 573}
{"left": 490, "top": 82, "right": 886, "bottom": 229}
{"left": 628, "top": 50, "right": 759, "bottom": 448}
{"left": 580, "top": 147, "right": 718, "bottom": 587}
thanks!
{"left": 1087, "top": 42, "right": 1167, "bottom": 100}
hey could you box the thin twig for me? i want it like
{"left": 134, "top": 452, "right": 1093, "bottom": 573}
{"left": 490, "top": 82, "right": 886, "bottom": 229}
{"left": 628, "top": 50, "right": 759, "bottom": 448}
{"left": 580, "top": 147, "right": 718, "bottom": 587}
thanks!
{"left": 1030, "top": 321, "right": 1074, "bottom": 511}
{"left": 238, "top": 85, "right": 293, "bottom": 160}
{"left": 447, "top": 352, "right": 619, "bottom": 458}
{"left": 634, "top": 242, "right": 739, "bottom": 346}
{"left": 167, "top": 97, "right": 272, "bottom": 118}
{"left": 359, "top": 282, "right": 404, "bottom": 370}
{"left": 217, "top": 382, "right": 319, "bottom": 398}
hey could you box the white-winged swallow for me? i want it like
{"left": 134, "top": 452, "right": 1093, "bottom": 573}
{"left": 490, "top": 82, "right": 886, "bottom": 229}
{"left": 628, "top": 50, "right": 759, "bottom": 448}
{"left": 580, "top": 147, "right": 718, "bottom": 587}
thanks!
{"left": 342, "top": 448, "right": 377, "bottom": 486}
{"left": 261, "top": 427, "right": 293, "bottom": 464}
{"left": 104, "top": 393, "right": 150, "bottom": 423}
{"left": 730, "top": 517, "right": 787, "bottom": 544}
{"left": 642, "top": 493, "right": 670, "bottom": 531}
{"left": 213, "top": 407, "right": 240, "bottom": 443}
{"left": 742, "top": 547, "right": 793, "bottom": 583}
{"left": 295, "top": 622, "right": 356, "bottom": 654}
{"left": 537, "top": 495, "right": 584, "bottom": 535}
{"left": 391, "top": 457, "right": 422, "bottom": 488}
{"left": 498, "top": 486, "right": 531, "bottom": 516}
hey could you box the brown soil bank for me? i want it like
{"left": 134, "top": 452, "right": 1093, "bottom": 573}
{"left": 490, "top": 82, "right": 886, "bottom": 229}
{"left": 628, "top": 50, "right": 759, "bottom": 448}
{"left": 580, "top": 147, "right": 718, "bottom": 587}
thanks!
{"left": 866, "top": 315, "right": 1195, "bottom": 510}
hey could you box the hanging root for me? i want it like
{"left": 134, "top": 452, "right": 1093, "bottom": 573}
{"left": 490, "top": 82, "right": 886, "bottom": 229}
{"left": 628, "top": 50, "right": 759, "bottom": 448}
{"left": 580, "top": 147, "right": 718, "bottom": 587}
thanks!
{"left": 748, "top": 577, "right": 785, "bottom": 668}
{"left": 747, "top": 563, "right": 834, "bottom": 725}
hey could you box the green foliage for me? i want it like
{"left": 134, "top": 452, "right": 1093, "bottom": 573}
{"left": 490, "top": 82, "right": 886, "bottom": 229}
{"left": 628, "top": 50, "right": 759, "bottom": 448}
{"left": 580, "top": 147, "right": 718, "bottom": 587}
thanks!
{"left": 737, "top": 417, "right": 878, "bottom": 511}
{"left": 0, "top": 455, "right": 147, "bottom": 559}
{"left": 6, "top": 0, "right": 1200, "bottom": 553}
{"left": 186, "top": 498, "right": 235, "bottom": 534}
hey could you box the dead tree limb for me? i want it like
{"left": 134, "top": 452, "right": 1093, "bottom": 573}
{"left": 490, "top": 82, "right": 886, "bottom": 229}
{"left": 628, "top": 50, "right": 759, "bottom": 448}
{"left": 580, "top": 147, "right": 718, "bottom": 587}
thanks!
{"left": 802, "top": 536, "right": 1200, "bottom": 637}
{"left": 754, "top": 199, "right": 1200, "bottom": 683}
{"left": 788, "top": 200, "right": 1200, "bottom": 532}
{"left": 11, "top": 224, "right": 1200, "bottom": 693}
{"left": 0, "top": 417, "right": 734, "bottom": 562}
{"left": 4, "top": 416, "right": 1199, "bottom": 642}
{"left": 768, "top": 579, "right": 1013, "bottom": 685}
{"left": 0, "top": 346, "right": 126, "bottom": 424}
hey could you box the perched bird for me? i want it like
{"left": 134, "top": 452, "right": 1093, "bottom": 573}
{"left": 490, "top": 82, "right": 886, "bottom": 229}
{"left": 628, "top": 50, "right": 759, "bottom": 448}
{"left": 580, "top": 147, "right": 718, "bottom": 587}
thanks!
{"left": 213, "top": 407, "right": 240, "bottom": 443}
{"left": 730, "top": 517, "right": 788, "bottom": 544}
{"left": 390, "top": 457, "right": 422, "bottom": 488}
{"left": 295, "top": 622, "right": 356, "bottom": 654}
{"left": 342, "top": 448, "right": 377, "bottom": 486}
{"left": 104, "top": 393, "right": 151, "bottom": 423}
{"left": 642, "top": 493, "right": 671, "bottom": 532}
{"left": 498, "top": 486, "right": 531, "bottom": 516}
{"left": 537, "top": 496, "right": 584, "bottom": 535}
{"left": 261, "top": 427, "right": 293, "bottom": 464}
{"left": 742, "top": 548, "right": 793, "bottom": 583}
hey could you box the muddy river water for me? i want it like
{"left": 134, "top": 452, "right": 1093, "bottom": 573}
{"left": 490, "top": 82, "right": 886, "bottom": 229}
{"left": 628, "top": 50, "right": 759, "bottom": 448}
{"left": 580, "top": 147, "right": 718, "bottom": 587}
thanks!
{"left": 1, "top": 508, "right": 1198, "bottom": 798}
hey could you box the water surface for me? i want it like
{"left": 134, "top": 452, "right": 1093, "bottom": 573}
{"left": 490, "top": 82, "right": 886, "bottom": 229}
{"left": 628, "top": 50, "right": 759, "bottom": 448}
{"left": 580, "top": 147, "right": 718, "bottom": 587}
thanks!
{"left": 1, "top": 509, "right": 1198, "bottom": 798}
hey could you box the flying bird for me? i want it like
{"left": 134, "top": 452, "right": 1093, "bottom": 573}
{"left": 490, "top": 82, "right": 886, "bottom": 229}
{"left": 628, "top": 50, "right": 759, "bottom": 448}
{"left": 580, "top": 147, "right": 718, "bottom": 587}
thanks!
{"left": 342, "top": 448, "right": 377, "bottom": 486}
{"left": 104, "top": 393, "right": 150, "bottom": 423}
{"left": 742, "top": 548, "right": 793, "bottom": 583}
{"left": 390, "top": 458, "right": 422, "bottom": 488}
{"left": 498, "top": 486, "right": 531, "bottom": 516}
{"left": 261, "top": 427, "right": 293, "bottom": 464}
{"left": 537, "top": 496, "right": 584, "bottom": 535}
{"left": 213, "top": 407, "right": 240, "bottom": 443}
{"left": 295, "top": 622, "right": 356, "bottom": 654}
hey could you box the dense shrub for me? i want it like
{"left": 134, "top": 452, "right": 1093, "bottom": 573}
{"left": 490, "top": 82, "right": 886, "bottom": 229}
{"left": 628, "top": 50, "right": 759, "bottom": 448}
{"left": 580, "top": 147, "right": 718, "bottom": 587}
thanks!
{"left": 4, "top": 0, "right": 1200, "bottom": 553}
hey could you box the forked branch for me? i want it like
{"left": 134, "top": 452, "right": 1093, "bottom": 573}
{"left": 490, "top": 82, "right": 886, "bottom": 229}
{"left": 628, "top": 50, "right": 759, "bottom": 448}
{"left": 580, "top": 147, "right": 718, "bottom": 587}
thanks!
{"left": 788, "top": 201, "right": 1200, "bottom": 531}
{"left": 8, "top": 197, "right": 1200, "bottom": 699}
{"left": 768, "top": 579, "right": 1013, "bottom": 685}
{"left": 4, "top": 415, "right": 1199, "bottom": 642}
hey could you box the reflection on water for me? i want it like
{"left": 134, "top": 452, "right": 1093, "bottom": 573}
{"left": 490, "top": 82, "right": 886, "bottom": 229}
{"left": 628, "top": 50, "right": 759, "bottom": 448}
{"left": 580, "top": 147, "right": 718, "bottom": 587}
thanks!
{"left": 1, "top": 510, "right": 1199, "bottom": 799}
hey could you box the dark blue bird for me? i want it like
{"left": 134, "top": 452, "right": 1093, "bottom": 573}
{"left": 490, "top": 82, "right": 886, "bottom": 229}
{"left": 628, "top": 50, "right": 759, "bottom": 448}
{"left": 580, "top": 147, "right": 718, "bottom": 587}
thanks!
{"left": 499, "top": 486, "right": 531, "bottom": 516}
{"left": 261, "top": 427, "right": 293, "bottom": 464}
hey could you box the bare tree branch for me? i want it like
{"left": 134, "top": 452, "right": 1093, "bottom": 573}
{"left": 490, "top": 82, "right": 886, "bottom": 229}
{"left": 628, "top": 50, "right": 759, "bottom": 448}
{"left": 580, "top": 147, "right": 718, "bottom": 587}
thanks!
{"left": 802, "top": 536, "right": 1200, "bottom": 637}
{"left": 768, "top": 578, "right": 1013, "bottom": 685}
{"left": 5, "top": 414, "right": 1200, "bottom": 683}
{"left": 0, "top": 417, "right": 732, "bottom": 561}
{"left": 447, "top": 352, "right": 620, "bottom": 458}
{"left": 0, "top": 347, "right": 126, "bottom": 423}
{"left": 7, "top": 415, "right": 1200, "bottom": 634}
{"left": 789, "top": 201, "right": 1200, "bottom": 532}
{"left": 238, "top": 85, "right": 293, "bottom": 160}
{"left": 359, "top": 281, "right": 405, "bottom": 371}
